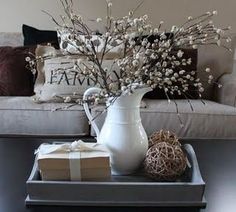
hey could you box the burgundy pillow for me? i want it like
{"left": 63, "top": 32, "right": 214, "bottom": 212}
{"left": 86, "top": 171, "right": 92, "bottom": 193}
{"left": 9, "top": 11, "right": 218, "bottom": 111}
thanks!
{"left": 0, "top": 46, "right": 36, "bottom": 96}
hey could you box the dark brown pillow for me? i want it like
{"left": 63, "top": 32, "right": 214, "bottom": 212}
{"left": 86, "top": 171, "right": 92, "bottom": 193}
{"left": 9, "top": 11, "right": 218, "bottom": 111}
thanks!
{"left": 144, "top": 48, "right": 199, "bottom": 99}
{"left": 0, "top": 46, "right": 36, "bottom": 96}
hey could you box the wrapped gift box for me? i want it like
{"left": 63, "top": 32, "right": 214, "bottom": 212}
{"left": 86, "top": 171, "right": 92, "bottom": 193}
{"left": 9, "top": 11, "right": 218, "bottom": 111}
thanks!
{"left": 36, "top": 141, "right": 111, "bottom": 181}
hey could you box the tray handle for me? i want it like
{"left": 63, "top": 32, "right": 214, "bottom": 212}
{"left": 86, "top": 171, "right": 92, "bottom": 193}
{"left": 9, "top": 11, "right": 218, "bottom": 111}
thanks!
{"left": 184, "top": 144, "right": 205, "bottom": 184}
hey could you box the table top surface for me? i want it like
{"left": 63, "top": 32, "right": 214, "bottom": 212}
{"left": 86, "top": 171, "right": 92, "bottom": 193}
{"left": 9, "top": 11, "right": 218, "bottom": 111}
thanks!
{"left": 0, "top": 137, "right": 236, "bottom": 212}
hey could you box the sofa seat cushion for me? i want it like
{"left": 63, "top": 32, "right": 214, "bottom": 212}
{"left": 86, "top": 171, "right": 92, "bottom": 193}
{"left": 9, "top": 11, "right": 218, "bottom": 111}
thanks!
{"left": 0, "top": 97, "right": 89, "bottom": 136}
{"left": 90, "top": 99, "right": 236, "bottom": 139}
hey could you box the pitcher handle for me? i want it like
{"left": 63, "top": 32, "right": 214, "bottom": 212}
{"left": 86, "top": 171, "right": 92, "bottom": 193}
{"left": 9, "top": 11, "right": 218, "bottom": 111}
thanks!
{"left": 83, "top": 87, "right": 102, "bottom": 138}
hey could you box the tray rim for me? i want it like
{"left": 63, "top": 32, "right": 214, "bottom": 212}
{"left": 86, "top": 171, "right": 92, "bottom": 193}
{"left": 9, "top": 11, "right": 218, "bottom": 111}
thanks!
{"left": 25, "top": 195, "right": 207, "bottom": 207}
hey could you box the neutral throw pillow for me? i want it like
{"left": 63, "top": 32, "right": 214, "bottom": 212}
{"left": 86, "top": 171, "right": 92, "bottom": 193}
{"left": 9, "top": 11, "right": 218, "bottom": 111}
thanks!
{"left": 0, "top": 46, "right": 36, "bottom": 96}
{"left": 34, "top": 45, "right": 59, "bottom": 95}
{"left": 34, "top": 46, "right": 117, "bottom": 102}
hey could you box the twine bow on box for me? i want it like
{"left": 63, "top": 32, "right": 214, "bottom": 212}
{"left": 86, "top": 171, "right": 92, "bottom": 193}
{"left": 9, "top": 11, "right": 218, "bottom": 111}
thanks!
{"left": 35, "top": 140, "right": 107, "bottom": 155}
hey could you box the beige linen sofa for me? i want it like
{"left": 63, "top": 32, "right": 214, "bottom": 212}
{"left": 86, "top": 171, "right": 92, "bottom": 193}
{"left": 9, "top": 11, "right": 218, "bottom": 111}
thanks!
{"left": 0, "top": 32, "right": 236, "bottom": 139}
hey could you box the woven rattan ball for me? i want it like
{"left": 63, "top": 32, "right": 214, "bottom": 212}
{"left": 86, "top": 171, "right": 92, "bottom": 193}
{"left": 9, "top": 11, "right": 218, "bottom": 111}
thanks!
{"left": 149, "top": 130, "right": 180, "bottom": 148}
{"left": 144, "top": 142, "right": 187, "bottom": 181}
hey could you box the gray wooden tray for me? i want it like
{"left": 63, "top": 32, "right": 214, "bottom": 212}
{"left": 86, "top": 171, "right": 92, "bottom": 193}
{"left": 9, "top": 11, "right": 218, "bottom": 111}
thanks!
{"left": 25, "top": 144, "right": 206, "bottom": 207}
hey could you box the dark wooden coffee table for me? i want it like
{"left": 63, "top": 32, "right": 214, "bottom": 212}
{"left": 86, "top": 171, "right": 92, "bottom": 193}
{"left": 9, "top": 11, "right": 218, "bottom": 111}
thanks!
{"left": 0, "top": 137, "right": 236, "bottom": 212}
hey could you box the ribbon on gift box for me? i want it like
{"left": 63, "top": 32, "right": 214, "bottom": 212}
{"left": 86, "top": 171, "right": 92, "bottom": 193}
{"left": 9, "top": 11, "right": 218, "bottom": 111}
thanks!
{"left": 35, "top": 140, "right": 108, "bottom": 180}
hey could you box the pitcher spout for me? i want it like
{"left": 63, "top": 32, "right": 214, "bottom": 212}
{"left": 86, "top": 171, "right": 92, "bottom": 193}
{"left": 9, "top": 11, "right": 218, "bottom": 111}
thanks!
{"left": 110, "top": 86, "right": 152, "bottom": 108}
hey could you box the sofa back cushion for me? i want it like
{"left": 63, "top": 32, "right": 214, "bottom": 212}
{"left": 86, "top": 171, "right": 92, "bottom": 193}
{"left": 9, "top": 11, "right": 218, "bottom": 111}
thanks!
{"left": 0, "top": 46, "right": 35, "bottom": 96}
{"left": 0, "top": 32, "right": 23, "bottom": 47}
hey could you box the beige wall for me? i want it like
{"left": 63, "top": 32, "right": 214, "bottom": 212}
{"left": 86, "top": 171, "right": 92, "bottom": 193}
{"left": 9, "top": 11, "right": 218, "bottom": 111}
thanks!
{"left": 0, "top": 0, "right": 235, "bottom": 33}
{"left": 0, "top": 0, "right": 235, "bottom": 98}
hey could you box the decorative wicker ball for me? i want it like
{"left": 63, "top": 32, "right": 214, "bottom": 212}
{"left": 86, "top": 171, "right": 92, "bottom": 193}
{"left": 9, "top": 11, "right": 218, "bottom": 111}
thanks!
{"left": 144, "top": 142, "right": 187, "bottom": 181}
{"left": 149, "top": 130, "right": 180, "bottom": 148}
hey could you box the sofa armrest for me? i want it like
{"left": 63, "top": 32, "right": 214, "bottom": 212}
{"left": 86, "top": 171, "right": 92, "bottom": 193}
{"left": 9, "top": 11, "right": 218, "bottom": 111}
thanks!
{"left": 216, "top": 73, "right": 236, "bottom": 107}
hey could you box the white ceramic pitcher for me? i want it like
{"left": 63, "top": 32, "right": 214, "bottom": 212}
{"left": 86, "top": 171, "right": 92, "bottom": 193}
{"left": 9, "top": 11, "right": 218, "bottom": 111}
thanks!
{"left": 83, "top": 86, "right": 151, "bottom": 175}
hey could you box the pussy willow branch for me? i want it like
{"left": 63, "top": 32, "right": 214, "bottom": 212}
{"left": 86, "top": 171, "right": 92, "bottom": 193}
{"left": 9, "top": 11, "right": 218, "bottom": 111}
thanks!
{"left": 100, "top": 36, "right": 110, "bottom": 64}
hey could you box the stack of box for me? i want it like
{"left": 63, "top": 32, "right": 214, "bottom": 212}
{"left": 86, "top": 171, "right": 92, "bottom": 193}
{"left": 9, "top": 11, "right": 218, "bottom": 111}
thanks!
{"left": 36, "top": 141, "right": 111, "bottom": 181}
